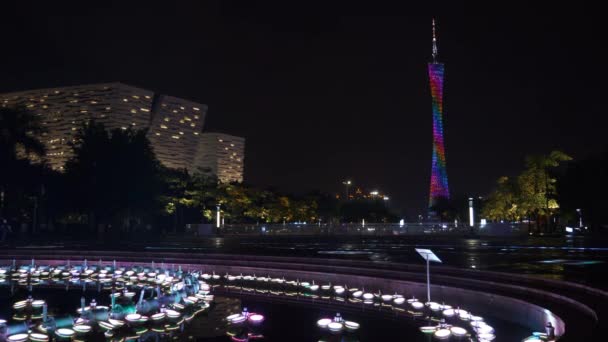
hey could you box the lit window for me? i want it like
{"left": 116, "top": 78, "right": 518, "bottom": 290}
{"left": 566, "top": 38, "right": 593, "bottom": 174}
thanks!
{"left": 155, "top": 132, "right": 161, "bottom": 136}
{"left": 123, "top": 98, "right": 128, "bottom": 102}
{"left": 230, "top": 143, "right": 234, "bottom": 147}
{"left": 180, "top": 106, "right": 185, "bottom": 110}
{"left": 130, "top": 109, "right": 137, "bottom": 114}
{"left": 132, "top": 95, "right": 140, "bottom": 99}
{"left": 193, "top": 107, "right": 200, "bottom": 111}
{"left": 164, "top": 117, "right": 170, "bottom": 122}
{"left": 90, "top": 101, "right": 98, "bottom": 104}
{"left": 160, "top": 124, "right": 168, "bottom": 129}
{"left": 121, "top": 126, "right": 127, "bottom": 130}
{"left": 145, "top": 95, "right": 151, "bottom": 99}
{"left": 140, "top": 108, "right": 150, "bottom": 112}
{"left": 179, "top": 131, "right": 184, "bottom": 135}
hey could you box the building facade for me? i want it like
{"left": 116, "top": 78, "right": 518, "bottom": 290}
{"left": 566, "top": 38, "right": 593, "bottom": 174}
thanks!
{"left": 0, "top": 83, "right": 154, "bottom": 170}
{"left": 193, "top": 133, "right": 245, "bottom": 183}
{"left": 0, "top": 82, "right": 244, "bottom": 182}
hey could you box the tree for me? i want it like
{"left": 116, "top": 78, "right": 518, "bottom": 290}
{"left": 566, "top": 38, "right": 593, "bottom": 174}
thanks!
{"left": 482, "top": 176, "right": 523, "bottom": 222}
{"left": 0, "top": 107, "right": 47, "bottom": 220}
{"left": 483, "top": 150, "right": 571, "bottom": 232}
{"left": 64, "top": 121, "right": 163, "bottom": 231}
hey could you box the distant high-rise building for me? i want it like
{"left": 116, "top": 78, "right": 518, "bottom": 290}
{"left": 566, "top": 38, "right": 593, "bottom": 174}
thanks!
{"left": 0, "top": 82, "right": 244, "bottom": 183}
{"left": 193, "top": 133, "right": 245, "bottom": 183}
{"left": 148, "top": 95, "right": 207, "bottom": 170}
{"left": 428, "top": 19, "right": 450, "bottom": 208}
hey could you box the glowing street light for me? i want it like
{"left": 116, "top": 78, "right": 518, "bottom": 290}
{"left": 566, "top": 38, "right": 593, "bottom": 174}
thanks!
{"left": 468, "top": 198, "right": 474, "bottom": 227}
{"left": 342, "top": 180, "right": 352, "bottom": 200}
{"left": 216, "top": 205, "right": 221, "bottom": 229}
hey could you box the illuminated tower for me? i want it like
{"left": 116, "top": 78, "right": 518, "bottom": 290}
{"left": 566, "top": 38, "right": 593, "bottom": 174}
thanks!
{"left": 428, "top": 19, "right": 450, "bottom": 208}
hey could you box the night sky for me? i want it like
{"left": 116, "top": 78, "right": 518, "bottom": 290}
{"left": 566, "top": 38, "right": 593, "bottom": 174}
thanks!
{"left": 1, "top": 2, "right": 607, "bottom": 217}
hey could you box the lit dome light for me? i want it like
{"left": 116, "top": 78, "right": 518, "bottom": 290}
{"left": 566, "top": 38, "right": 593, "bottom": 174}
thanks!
{"left": 428, "top": 302, "right": 441, "bottom": 311}
{"left": 310, "top": 284, "right": 319, "bottom": 291}
{"left": 317, "top": 318, "right": 332, "bottom": 328}
{"left": 230, "top": 314, "right": 247, "bottom": 324}
{"left": 32, "top": 300, "right": 45, "bottom": 307}
{"left": 125, "top": 313, "right": 141, "bottom": 322}
{"left": 29, "top": 333, "right": 49, "bottom": 342}
{"left": 108, "top": 319, "right": 124, "bottom": 327}
{"left": 411, "top": 301, "right": 424, "bottom": 309}
{"left": 470, "top": 315, "right": 484, "bottom": 322}
{"left": 73, "top": 325, "right": 92, "bottom": 333}
{"left": 164, "top": 309, "right": 180, "bottom": 319}
{"left": 471, "top": 321, "right": 486, "bottom": 328}
{"left": 451, "top": 326, "right": 467, "bottom": 336}
{"left": 393, "top": 297, "right": 405, "bottom": 305}
{"left": 248, "top": 314, "right": 265, "bottom": 324}
{"left": 381, "top": 294, "right": 393, "bottom": 302}
{"left": 459, "top": 312, "right": 471, "bottom": 320}
{"left": 434, "top": 328, "right": 451, "bottom": 339}
{"left": 151, "top": 312, "right": 166, "bottom": 321}
{"left": 98, "top": 321, "right": 115, "bottom": 331}
{"left": 7, "top": 334, "right": 29, "bottom": 342}
{"left": 56, "top": 328, "right": 75, "bottom": 338}
{"left": 227, "top": 276, "right": 236, "bottom": 281}
{"left": 328, "top": 322, "right": 343, "bottom": 332}
{"left": 476, "top": 324, "right": 494, "bottom": 334}
{"left": 300, "top": 282, "right": 310, "bottom": 287}
{"left": 478, "top": 332, "right": 496, "bottom": 341}
{"left": 443, "top": 308, "right": 455, "bottom": 317}
{"left": 362, "top": 293, "right": 374, "bottom": 300}
{"left": 344, "top": 321, "right": 360, "bottom": 330}
{"left": 419, "top": 326, "right": 436, "bottom": 334}
{"left": 212, "top": 274, "right": 220, "bottom": 280}
{"left": 335, "top": 287, "right": 345, "bottom": 295}
{"left": 321, "top": 285, "right": 331, "bottom": 290}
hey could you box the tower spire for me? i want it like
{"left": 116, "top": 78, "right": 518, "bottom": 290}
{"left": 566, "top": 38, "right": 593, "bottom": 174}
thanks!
{"left": 432, "top": 18, "right": 438, "bottom": 63}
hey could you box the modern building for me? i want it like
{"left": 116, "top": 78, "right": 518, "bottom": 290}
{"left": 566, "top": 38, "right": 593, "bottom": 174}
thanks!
{"left": 147, "top": 94, "right": 207, "bottom": 170}
{"left": 0, "top": 82, "right": 244, "bottom": 182}
{"left": 193, "top": 133, "right": 245, "bottom": 183}
{"left": 0, "top": 83, "right": 154, "bottom": 170}
{"left": 428, "top": 19, "right": 450, "bottom": 208}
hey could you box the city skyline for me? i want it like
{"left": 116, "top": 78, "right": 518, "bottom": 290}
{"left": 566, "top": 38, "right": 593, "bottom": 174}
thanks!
{"left": 1, "top": 2, "right": 607, "bottom": 216}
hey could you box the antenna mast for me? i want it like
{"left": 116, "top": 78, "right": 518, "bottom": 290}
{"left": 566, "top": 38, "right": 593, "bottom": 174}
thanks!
{"left": 432, "top": 18, "right": 438, "bottom": 63}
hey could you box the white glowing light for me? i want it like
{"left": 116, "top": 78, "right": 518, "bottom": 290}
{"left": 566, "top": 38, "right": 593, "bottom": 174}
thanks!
{"left": 451, "top": 326, "right": 467, "bottom": 336}
{"left": 317, "top": 318, "right": 332, "bottom": 328}
{"left": 328, "top": 322, "right": 343, "bottom": 332}
{"left": 434, "top": 328, "right": 451, "bottom": 339}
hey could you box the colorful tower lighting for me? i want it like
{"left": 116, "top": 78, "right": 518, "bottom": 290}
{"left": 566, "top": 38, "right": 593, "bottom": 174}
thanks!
{"left": 428, "top": 19, "right": 450, "bottom": 208}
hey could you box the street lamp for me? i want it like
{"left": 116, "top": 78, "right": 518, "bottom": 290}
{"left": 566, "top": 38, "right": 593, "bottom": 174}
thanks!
{"left": 576, "top": 208, "right": 583, "bottom": 228}
{"left": 342, "top": 180, "right": 352, "bottom": 200}
{"left": 468, "top": 197, "right": 474, "bottom": 227}
{"left": 216, "top": 205, "right": 221, "bottom": 229}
